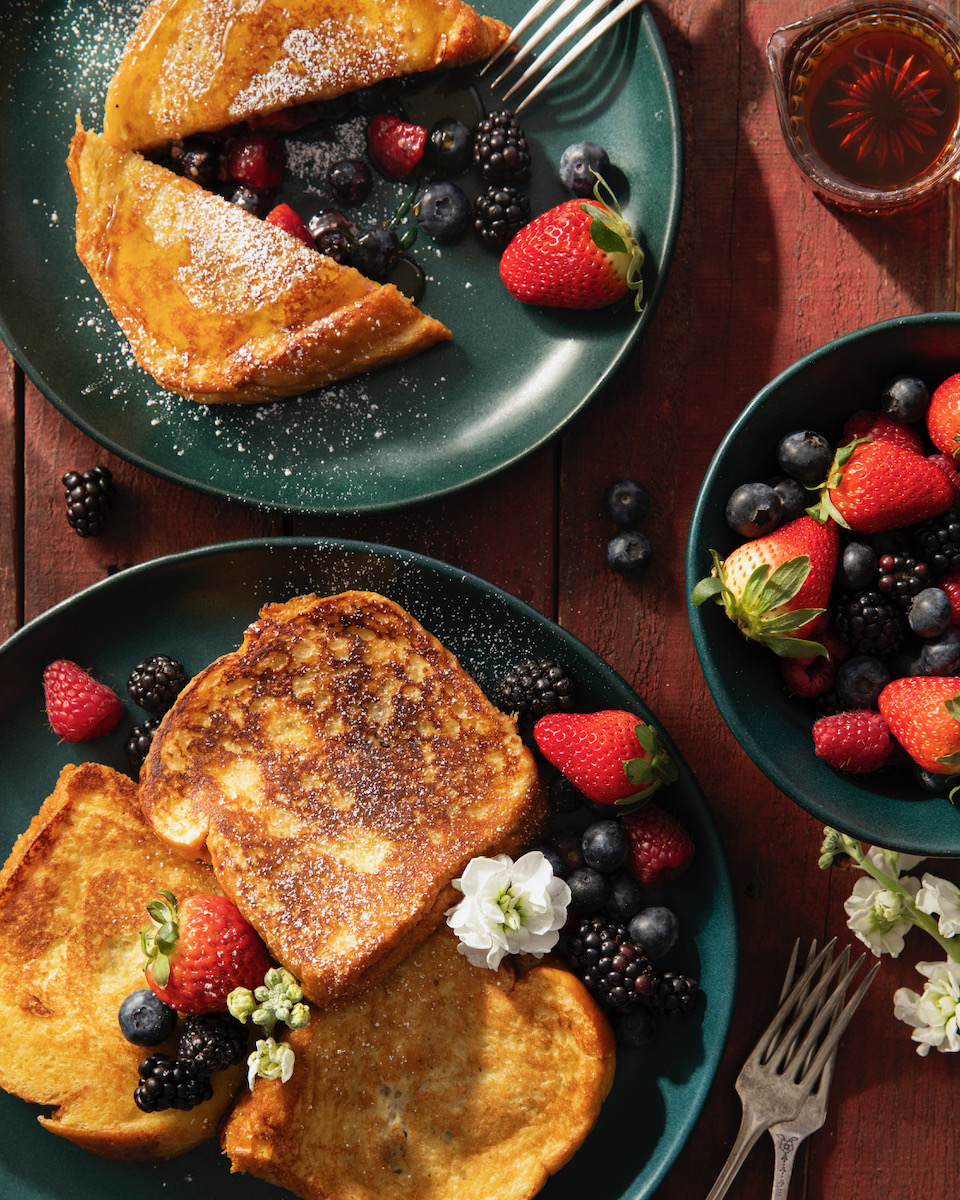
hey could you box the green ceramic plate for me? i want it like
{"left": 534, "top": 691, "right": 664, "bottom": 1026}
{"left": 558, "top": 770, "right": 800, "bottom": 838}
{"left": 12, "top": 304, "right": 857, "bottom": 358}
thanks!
{"left": 0, "top": 1, "right": 681, "bottom": 514}
{"left": 686, "top": 312, "right": 960, "bottom": 856}
{"left": 0, "top": 539, "right": 735, "bottom": 1200}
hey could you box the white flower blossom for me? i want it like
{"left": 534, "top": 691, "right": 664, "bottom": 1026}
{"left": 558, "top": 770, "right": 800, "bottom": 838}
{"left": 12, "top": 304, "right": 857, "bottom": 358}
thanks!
{"left": 445, "top": 851, "right": 571, "bottom": 970}
{"left": 916, "top": 875, "right": 960, "bottom": 939}
{"left": 844, "top": 871, "right": 921, "bottom": 957}
{"left": 894, "top": 960, "right": 960, "bottom": 1055}
{"left": 865, "top": 846, "right": 925, "bottom": 876}
{"left": 247, "top": 1037, "right": 295, "bottom": 1089}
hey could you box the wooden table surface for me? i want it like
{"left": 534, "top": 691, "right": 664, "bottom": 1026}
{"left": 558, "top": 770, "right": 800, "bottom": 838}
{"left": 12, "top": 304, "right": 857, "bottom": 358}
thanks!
{"left": 3, "top": 0, "right": 960, "bottom": 1196}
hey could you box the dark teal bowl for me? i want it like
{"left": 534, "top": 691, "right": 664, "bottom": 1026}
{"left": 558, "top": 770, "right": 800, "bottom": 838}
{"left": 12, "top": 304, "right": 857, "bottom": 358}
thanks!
{"left": 685, "top": 312, "right": 960, "bottom": 856}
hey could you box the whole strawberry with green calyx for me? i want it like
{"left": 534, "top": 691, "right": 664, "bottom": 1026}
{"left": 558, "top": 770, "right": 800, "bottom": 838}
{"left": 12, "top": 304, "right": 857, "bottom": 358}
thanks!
{"left": 926, "top": 372, "right": 960, "bottom": 462}
{"left": 878, "top": 676, "right": 960, "bottom": 777}
{"left": 142, "top": 890, "right": 274, "bottom": 1014}
{"left": 499, "top": 175, "right": 643, "bottom": 311}
{"left": 533, "top": 710, "right": 677, "bottom": 809}
{"left": 691, "top": 515, "right": 839, "bottom": 658}
{"left": 809, "top": 437, "right": 953, "bottom": 533}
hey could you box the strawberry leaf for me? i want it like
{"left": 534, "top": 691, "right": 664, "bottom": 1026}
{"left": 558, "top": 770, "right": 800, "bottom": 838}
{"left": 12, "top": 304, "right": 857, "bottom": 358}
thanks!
{"left": 588, "top": 215, "right": 628, "bottom": 256}
{"left": 760, "top": 557, "right": 812, "bottom": 609}
{"left": 691, "top": 575, "right": 725, "bottom": 605}
{"left": 763, "top": 635, "right": 828, "bottom": 658}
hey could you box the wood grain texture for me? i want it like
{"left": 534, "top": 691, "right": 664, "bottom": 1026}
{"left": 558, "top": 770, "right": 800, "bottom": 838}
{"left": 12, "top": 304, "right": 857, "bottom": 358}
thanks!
{"left": 3, "top": 0, "right": 960, "bottom": 1193}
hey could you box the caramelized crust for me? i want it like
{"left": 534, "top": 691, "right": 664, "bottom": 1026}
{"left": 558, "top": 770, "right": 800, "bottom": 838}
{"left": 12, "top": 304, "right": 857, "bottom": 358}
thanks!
{"left": 103, "top": 0, "right": 511, "bottom": 151}
{"left": 139, "top": 592, "right": 548, "bottom": 1006}
{"left": 67, "top": 123, "right": 451, "bottom": 404}
{"left": 0, "top": 763, "right": 244, "bottom": 1159}
{"left": 222, "top": 928, "right": 616, "bottom": 1200}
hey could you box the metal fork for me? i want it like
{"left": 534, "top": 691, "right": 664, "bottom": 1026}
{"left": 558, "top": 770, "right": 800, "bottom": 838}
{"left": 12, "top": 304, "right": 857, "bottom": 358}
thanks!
{"left": 481, "top": 0, "right": 646, "bottom": 112}
{"left": 767, "top": 940, "right": 840, "bottom": 1200}
{"left": 705, "top": 938, "right": 879, "bottom": 1200}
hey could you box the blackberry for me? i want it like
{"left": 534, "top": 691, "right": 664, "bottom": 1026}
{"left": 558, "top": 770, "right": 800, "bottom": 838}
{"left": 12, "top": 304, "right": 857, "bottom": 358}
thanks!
{"left": 178, "top": 1012, "right": 248, "bottom": 1075}
{"left": 646, "top": 970, "right": 700, "bottom": 1017}
{"left": 496, "top": 658, "right": 575, "bottom": 719}
{"left": 125, "top": 716, "right": 162, "bottom": 772}
{"left": 127, "top": 653, "right": 187, "bottom": 713}
{"left": 565, "top": 916, "right": 656, "bottom": 1012}
{"left": 473, "top": 111, "right": 531, "bottom": 185}
{"left": 62, "top": 466, "right": 115, "bottom": 538}
{"left": 913, "top": 509, "right": 960, "bottom": 576}
{"left": 474, "top": 184, "right": 530, "bottom": 247}
{"left": 876, "top": 551, "right": 933, "bottom": 609}
{"left": 134, "top": 1053, "right": 213, "bottom": 1112}
{"left": 832, "top": 589, "right": 905, "bottom": 658}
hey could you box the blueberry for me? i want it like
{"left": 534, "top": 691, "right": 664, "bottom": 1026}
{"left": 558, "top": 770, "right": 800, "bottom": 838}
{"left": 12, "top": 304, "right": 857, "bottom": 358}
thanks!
{"left": 769, "top": 476, "right": 809, "bottom": 523}
{"left": 607, "top": 531, "right": 652, "bottom": 576}
{"left": 548, "top": 774, "right": 584, "bottom": 813}
{"left": 838, "top": 541, "right": 879, "bottom": 590}
{"left": 425, "top": 118, "right": 474, "bottom": 175}
{"left": 920, "top": 628, "right": 960, "bottom": 675}
{"left": 581, "top": 820, "right": 628, "bottom": 872}
{"left": 118, "top": 988, "right": 177, "bottom": 1047}
{"left": 228, "top": 185, "right": 271, "bottom": 217}
{"left": 725, "top": 482, "right": 782, "bottom": 538}
{"left": 415, "top": 181, "right": 472, "bottom": 242}
{"left": 603, "top": 478, "right": 650, "bottom": 526}
{"left": 604, "top": 872, "right": 645, "bottom": 922}
{"left": 913, "top": 764, "right": 960, "bottom": 794}
{"left": 548, "top": 830, "right": 585, "bottom": 876}
{"left": 612, "top": 1006, "right": 655, "bottom": 1047}
{"left": 566, "top": 867, "right": 609, "bottom": 914}
{"left": 881, "top": 374, "right": 930, "bottom": 422}
{"left": 532, "top": 842, "right": 566, "bottom": 878}
{"left": 559, "top": 141, "right": 612, "bottom": 196}
{"left": 777, "top": 430, "right": 833, "bottom": 483}
{"left": 325, "top": 158, "right": 372, "bottom": 206}
{"left": 627, "top": 905, "right": 680, "bottom": 959}
{"left": 836, "top": 655, "right": 891, "bottom": 709}
{"left": 909, "top": 587, "right": 952, "bottom": 638}
{"left": 352, "top": 224, "right": 400, "bottom": 280}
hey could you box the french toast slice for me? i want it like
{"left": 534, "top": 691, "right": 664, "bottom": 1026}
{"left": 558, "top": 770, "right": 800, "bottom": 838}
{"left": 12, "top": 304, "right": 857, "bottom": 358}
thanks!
{"left": 103, "top": 0, "right": 511, "bottom": 151}
{"left": 139, "top": 591, "right": 548, "bottom": 1007}
{"left": 0, "top": 762, "right": 245, "bottom": 1160}
{"left": 222, "top": 927, "right": 616, "bottom": 1200}
{"left": 67, "top": 122, "right": 451, "bottom": 404}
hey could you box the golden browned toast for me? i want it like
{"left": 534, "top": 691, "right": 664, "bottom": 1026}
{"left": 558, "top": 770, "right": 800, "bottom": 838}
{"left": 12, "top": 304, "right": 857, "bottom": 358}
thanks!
{"left": 103, "top": 0, "right": 510, "bottom": 151}
{"left": 139, "top": 591, "right": 548, "bottom": 1007}
{"left": 222, "top": 927, "right": 616, "bottom": 1200}
{"left": 0, "top": 762, "right": 244, "bottom": 1160}
{"left": 67, "top": 123, "right": 451, "bottom": 404}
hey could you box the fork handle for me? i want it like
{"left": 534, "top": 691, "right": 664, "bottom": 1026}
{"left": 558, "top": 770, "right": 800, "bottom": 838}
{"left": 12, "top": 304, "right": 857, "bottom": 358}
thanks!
{"left": 705, "top": 1108, "right": 769, "bottom": 1200}
{"left": 769, "top": 1128, "right": 803, "bottom": 1200}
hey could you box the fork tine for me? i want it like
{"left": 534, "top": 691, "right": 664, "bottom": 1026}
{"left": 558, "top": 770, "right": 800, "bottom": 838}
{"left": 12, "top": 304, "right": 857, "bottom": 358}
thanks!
{"left": 480, "top": 0, "right": 563, "bottom": 74}
{"left": 491, "top": 0, "right": 587, "bottom": 85}
{"left": 789, "top": 957, "right": 880, "bottom": 1087}
{"left": 747, "top": 938, "right": 838, "bottom": 1066}
{"left": 762, "top": 946, "right": 851, "bottom": 1073}
{"left": 513, "top": 0, "right": 646, "bottom": 113}
{"left": 497, "top": 0, "right": 613, "bottom": 92}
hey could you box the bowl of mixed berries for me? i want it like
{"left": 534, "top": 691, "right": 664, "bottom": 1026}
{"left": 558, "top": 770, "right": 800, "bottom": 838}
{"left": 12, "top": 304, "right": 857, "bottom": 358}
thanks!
{"left": 686, "top": 312, "right": 960, "bottom": 854}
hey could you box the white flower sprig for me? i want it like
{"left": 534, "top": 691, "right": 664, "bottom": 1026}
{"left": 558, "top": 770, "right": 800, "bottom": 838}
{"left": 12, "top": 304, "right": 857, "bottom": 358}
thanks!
{"left": 820, "top": 827, "right": 960, "bottom": 1055}
{"left": 445, "top": 850, "right": 571, "bottom": 970}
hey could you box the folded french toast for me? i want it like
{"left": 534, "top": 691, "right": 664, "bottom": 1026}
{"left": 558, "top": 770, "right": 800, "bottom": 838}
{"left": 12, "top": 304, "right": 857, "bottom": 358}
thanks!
{"left": 139, "top": 591, "right": 548, "bottom": 1007}
{"left": 103, "top": 0, "right": 511, "bottom": 151}
{"left": 67, "top": 123, "right": 451, "bottom": 404}
{"left": 0, "top": 762, "right": 244, "bottom": 1160}
{"left": 222, "top": 926, "right": 616, "bottom": 1200}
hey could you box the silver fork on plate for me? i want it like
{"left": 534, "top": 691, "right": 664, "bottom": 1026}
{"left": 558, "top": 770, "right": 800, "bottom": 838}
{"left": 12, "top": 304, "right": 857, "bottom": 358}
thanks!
{"left": 705, "top": 938, "right": 879, "bottom": 1200}
{"left": 480, "top": 0, "right": 646, "bottom": 112}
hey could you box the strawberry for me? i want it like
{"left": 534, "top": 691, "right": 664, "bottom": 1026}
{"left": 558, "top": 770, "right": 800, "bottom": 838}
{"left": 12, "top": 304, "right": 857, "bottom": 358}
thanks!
{"left": 265, "top": 203, "right": 314, "bottom": 248}
{"left": 691, "top": 515, "right": 839, "bottom": 657}
{"left": 812, "top": 709, "right": 893, "bottom": 773}
{"left": 840, "top": 409, "right": 925, "bottom": 455}
{"left": 878, "top": 675, "right": 960, "bottom": 775}
{"left": 498, "top": 176, "right": 643, "bottom": 311}
{"left": 810, "top": 437, "right": 953, "bottom": 533}
{"left": 367, "top": 112, "right": 427, "bottom": 181}
{"left": 621, "top": 803, "right": 695, "bottom": 888}
{"left": 141, "top": 889, "right": 274, "bottom": 1013}
{"left": 928, "top": 453, "right": 960, "bottom": 506}
{"left": 42, "top": 659, "right": 123, "bottom": 741}
{"left": 927, "top": 372, "right": 960, "bottom": 462}
{"left": 533, "top": 710, "right": 677, "bottom": 808}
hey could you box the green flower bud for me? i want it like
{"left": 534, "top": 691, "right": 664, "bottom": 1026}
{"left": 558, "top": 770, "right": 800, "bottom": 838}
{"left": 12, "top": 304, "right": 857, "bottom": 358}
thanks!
{"left": 227, "top": 986, "right": 257, "bottom": 1024}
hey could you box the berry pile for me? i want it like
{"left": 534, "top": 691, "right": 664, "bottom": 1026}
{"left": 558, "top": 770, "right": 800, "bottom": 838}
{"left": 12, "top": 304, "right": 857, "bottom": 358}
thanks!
{"left": 693, "top": 369, "right": 960, "bottom": 792}
{"left": 133, "top": 1013, "right": 248, "bottom": 1113}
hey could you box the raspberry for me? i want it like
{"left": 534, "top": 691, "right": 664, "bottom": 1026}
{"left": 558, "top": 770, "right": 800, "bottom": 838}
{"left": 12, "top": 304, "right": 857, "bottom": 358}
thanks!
{"left": 42, "top": 660, "right": 123, "bottom": 742}
{"left": 225, "top": 133, "right": 285, "bottom": 190}
{"left": 366, "top": 112, "right": 427, "bottom": 181}
{"left": 621, "top": 803, "right": 695, "bottom": 889}
{"left": 840, "top": 410, "right": 925, "bottom": 455}
{"left": 812, "top": 709, "right": 893, "bottom": 773}
{"left": 940, "top": 570, "right": 960, "bottom": 627}
{"left": 780, "top": 630, "right": 847, "bottom": 698}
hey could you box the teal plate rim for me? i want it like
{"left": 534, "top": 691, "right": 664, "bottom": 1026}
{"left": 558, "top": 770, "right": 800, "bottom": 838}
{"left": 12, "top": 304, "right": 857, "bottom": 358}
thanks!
{"left": 0, "top": 537, "right": 736, "bottom": 1200}
{"left": 685, "top": 310, "right": 960, "bottom": 856}
{"left": 0, "top": 1, "right": 683, "bottom": 515}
